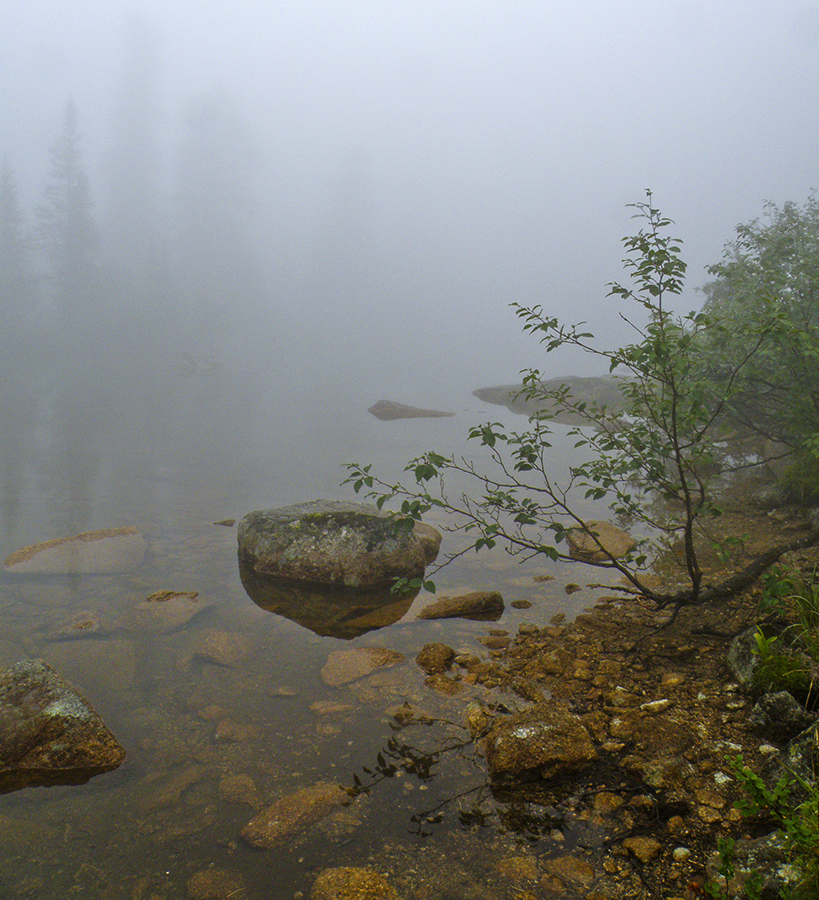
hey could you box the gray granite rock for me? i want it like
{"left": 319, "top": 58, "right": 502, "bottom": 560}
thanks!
{"left": 238, "top": 500, "right": 439, "bottom": 589}
{"left": 0, "top": 659, "right": 126, "bottom": 793}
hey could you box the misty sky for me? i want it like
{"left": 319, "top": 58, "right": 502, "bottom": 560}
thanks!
{"left": 3, "top": 1, "right": 819, "bottom": 396}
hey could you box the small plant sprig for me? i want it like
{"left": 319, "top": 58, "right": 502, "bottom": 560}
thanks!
{"left": 708, "top": 754, "right": 819, "bottom": 900}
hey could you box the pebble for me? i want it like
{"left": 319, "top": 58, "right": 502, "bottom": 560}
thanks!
{"left": 639, "top": 698, "right": 673, "bottom": 714}
{"left": 622, "top": 836, "right": 662, "bottom": 863}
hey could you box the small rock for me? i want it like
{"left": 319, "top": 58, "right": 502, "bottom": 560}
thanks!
{"left": 310, "top": 701, "right": 355, "bottom": 716}
{"left": 45, "top": 610, "right": 108, "bottom": 641}
{"left": 640, "top": 698, "right": 673, "bottom": 714}
{"left": 424, "top": 673, "right": 462, "bottom": 695}
{"left": 498, "top": 855, "right": 539, "bottom": 883}
{"left": 623, "top": 836, "right": 662, "bottom": 863}
{"left": 0, "top": 659, "right": 126, "bottom": 793}
{"left": 566, "top": 520, "right": 637, "bottom": 562}
{"left": 485, "top": 706, "right": 597, "bottom": 780}
{"left": 241, "top": 783, "right": 350, "bottom": 848}
{"left": 321, "top": 647, "right": 405, "bottom": 687}
{"left": 133, "top": 590, "right": 207, "bottom": 634}
{"left": 213, "top": 519, "right": 236, "bottom": 527}
{"left": 464, "top": 701, "right": 491, "bottom": 737}
{"left": 541, "top": 856, "right": 595, "bottom": 886}
{"left": 214, "top": 720, "right": 259, "bottom": 742}
{"left": 310, "top": 866, "right": 400, "bottom": 900}
{"left": 511, "top": 599, "right": 533, "bottom": 609}
{"left": 593, "top": 792, "right": 626, "bottom": 816}
{"left": 749, "top": 691, "right": 815, "bottom": 742}
{"left": 192, "top": 630, "right": 251, "bottom": 668}
{"left": 187, "top": 868, "right": 247, "bottom": 900}
{"left": 218, "top": 774, "right": 264, "bottom": 808}
{"left": 415, "top": 643, "right": 455, "bottom": 675}
{"left": 417, "top": 591, "right": 504, "bottom": 621}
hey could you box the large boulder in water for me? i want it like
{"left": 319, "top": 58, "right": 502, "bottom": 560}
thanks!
{"left": 0, "top": 659, "right": 126, "bottom": 793}
{"left": 237, "top": 500, "right": 441, "bottom": 590}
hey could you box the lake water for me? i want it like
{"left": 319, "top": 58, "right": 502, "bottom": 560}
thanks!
{"left": 0, "top": 362, "right": 615, "bottom": 899}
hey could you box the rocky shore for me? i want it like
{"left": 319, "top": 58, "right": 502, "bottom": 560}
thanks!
{"left": 302, "top": 492, "right": 819, "bottom": 900}
{"left": 402, "top": 494, "right": 818, "bottom": 900}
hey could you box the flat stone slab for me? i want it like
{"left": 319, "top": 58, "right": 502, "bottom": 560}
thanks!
{"left": 368, "top": 399, "right": 455, "bottom": 420}
{"left": 238, "top": 500, "right": 439, "bottom": 589}
{"left": 4, "top": 527, "right": 147, "bottom": 575}
{"left": 0, "top": 659, "right": 126, "bottom": 793}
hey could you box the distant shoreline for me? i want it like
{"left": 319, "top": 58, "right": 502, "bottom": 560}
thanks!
{"left": 473, "top": 375, "right": 627, "bottom": 423}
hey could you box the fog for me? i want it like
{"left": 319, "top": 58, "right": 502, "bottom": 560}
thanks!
{"left": 1, "top": 6, "right": 819, "bottom": 885}
{"left": 3, "top": 2, "right": 817, "bottom": 394}
{"left": 2, "top": 2, "right": 819, "bottom": 535}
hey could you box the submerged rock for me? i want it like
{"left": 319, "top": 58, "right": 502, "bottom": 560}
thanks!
{"left": 0, "top": 659, "right": 126, "bottom": 793}
{"left": 565, "top": 520, "right": 637, "bottom": 562}
{"left": 187, "top": 867, "right": 248, "bottom": 900}
{"left": 310, "top": 866, "right": 401, "bottom": 900}
{"left": 321, "top": 647, "right": 405, "bottom": 687}
{"left": 367, "top": 399, "right": 454, "bottom": 420}
{"left": 417, "top": 591, "right": 504, "bottom": 621}
{"left": 132, "top": 589, "right": 208, "bottom": 634}
{"left": 240, "top": 782, "right": 349, "bottom": 849}
{"left": 238, "top": 500, "right": 440, "bottom": 589}
{"left": 4, "top": 526, "right": 147, "bottom": 575}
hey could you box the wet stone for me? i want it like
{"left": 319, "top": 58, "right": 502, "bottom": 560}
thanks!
{"left": 415, "top": 642, "right": 455, "bottom": 675}
{"left": 4, "top": 527, "right": 147, "bottom": 575}
{"left": 191, "top": 629, "right": 251, "bottom": 668}
{"left": 214, "top": 719, "right": 259, "bottom": 742}
{"left": 0, "top": 659, "right": 126, "bottom": 793}
{"left": 497, "top": 854, "right": 539, "bottom": 883}
{"left": 416, "top": 591, "right": 504, "bottom": 621}
{"left": 622, "top": 836, "right": 662, "bottom": 863}
{"left": 240, "top": 782, "right": 350, "bottom": 849}
{"left": 321, "top": 647, "right": 405, "bottom": 687}
{"left": 133, "top": 590, "right": 207, "bottom": 634}
{"left": 566, "top": 520, "right": 636, "bottom": 562}
{"left": 310, "top": 866, "right": 401, "bottom": 900}
{"left": 187, "top": 868, "right": 248, "bottom": 900}
{"left": 485, "top": 705, "right": 597, "bottom": 780}
{"left": 424, "top": 673, "right": 463, "bottom": 695}
{"left": 541, "top": 856, "right": 595, "bottom": 887}
{"left": 217, "top": 774, "right": 264, "bottom": 808}
{"left": 44, "top": 610, "right": 110, "bottom": 641}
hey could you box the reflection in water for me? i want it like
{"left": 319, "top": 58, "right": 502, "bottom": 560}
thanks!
{"left": 238, "top": 557, "right": 417, "bottom": 639}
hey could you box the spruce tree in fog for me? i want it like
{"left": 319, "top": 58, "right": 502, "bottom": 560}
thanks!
{"left": 105, "top": 16, "right": 160, "bottom": 283}
{"left": 0, "top": 155, "right": 36, "bottom": 325}
{"left": 174, "top": 91, "right": 260, "bottom": 342}
{"left": 37, "top": 98, "right": 98, "bottom": 309}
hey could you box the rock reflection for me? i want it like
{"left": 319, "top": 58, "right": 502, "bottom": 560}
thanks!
{"left": 238, "top": 558, "right": 416, "bottom": 639}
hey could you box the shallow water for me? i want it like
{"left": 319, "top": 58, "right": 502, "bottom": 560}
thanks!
{"left": 0, "top": 367, "right": 615, "bottom": 899}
